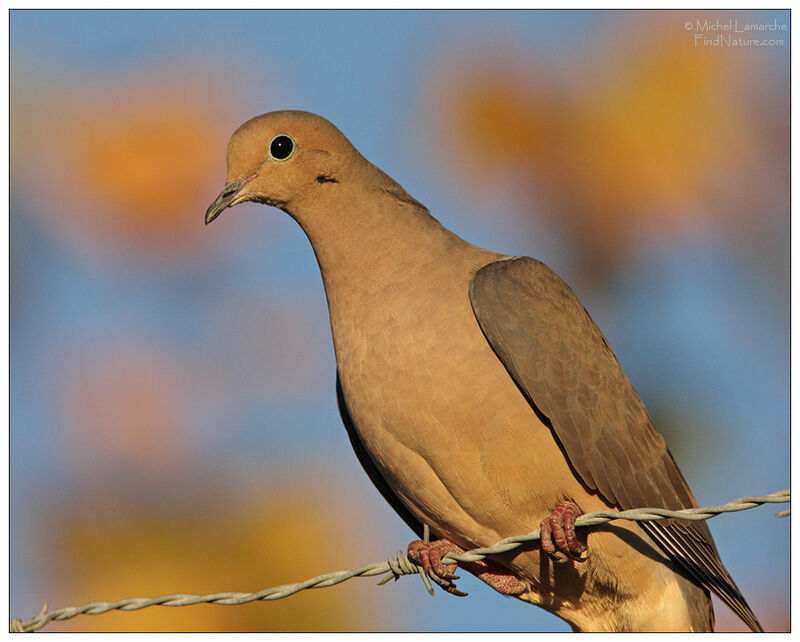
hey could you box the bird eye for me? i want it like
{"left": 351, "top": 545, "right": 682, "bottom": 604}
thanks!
{"left": 269, "top": 134, "right": 295, "bottom": 161}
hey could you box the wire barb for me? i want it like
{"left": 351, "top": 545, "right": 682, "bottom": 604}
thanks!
{"left": 10, "top": 489, "right": 789, "bottom": 633}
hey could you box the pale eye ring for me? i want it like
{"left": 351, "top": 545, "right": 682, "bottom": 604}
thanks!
{"left": 269, "top": 134, "right": 295, "bottom": 161}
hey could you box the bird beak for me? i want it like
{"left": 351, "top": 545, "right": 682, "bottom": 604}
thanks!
{"left": 205, "top": 178, "right": 249, "bottom": 225}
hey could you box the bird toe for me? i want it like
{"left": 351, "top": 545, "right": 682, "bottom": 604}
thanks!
{"left": 407, "top": 538, "right": 467, "bottom": 596}
{"left": 541, "top": 500, "right": 587, "bottom": 563}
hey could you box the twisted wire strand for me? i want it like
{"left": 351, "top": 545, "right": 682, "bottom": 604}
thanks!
{"left": 10, "top": 489, "right": 789, "bottom": 633}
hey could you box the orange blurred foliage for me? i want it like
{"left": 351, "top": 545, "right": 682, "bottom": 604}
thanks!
{"left": 432, "top": 14, "right": 785, "bottom": 274}
{"left": 66, "top": 96, "right": 221, "bottom": 246}
{"left": 46, "top": 483, "right": 389, "bottom": 632}
{"left": 13, "top": 71, "right": 235, "bottom": 265}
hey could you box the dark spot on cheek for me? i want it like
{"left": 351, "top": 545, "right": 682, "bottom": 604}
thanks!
{"left": 316, "top": 174, "right": 338, "bottom": 184}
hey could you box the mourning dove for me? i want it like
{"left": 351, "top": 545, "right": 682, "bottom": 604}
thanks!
{"left": 205, "top": 110, "right": 761, "bottom": 632}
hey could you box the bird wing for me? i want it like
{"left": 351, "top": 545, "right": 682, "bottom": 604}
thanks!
{"left": 468, "top": 256, "right": 761, "bottom": 632}
{"left": 336, "top": 373, "right": 423, "bottom": 539}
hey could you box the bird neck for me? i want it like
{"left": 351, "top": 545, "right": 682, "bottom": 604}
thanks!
{"left": 291, "top": 183, "right": 469, "bottom": 289}
{"left": 286, "top": 181, "right": 491, "bottom": 343}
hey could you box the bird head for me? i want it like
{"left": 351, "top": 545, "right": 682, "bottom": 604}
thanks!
{"left": 205, "top": 110, "right": 357, "bottom": 224}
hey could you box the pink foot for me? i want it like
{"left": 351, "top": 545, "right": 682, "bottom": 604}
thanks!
{"left": 408, "top": 538, "right": 527, "bottom": 597}
{"left": 540, "top": 501, "right": 587, "bottom": 562}
{"left": 408, "top": 539, "right": 466, "bottom": 596}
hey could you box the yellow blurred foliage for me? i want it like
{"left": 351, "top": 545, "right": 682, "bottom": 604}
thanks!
{"left": 13, "top": 72, "right": 232, "bottom": 262}
{"left": 434, "top": 15, "right": 780, "bottom": 272}
{"left": 67, "top": 98, "right": 221, "bottom": 244}
{"left": 568, "top": 34, "right": 750, "bottom": 228}
{"left": 47, "top": 484, "right": 388, "bottom": 632}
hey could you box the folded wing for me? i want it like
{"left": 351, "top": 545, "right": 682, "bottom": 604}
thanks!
{"left": 469, "top": 256, "right": 761, "bottom": 632}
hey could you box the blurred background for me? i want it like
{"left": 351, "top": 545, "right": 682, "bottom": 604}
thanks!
{"left": 10, "top": 9, "right": 789, "bottom": 632}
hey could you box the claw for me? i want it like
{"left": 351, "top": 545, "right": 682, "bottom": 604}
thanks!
{"left": 408, "top": 538, "right": 468, "bottom": 597}
{"left": 540, "top": 500, "right": 588, "bottom": 563}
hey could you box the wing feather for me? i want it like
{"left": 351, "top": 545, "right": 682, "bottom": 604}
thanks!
{"left": 469, "top": 256, "right": 761, "bottom": 632}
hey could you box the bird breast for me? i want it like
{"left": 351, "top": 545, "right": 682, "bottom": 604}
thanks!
{"left": 327, "top": 257, "right": 596, "bottom": 550}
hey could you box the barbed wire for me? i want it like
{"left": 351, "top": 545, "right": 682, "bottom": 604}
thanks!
{"left": 10, "top": 489, "right": 789, "bottom": 633}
